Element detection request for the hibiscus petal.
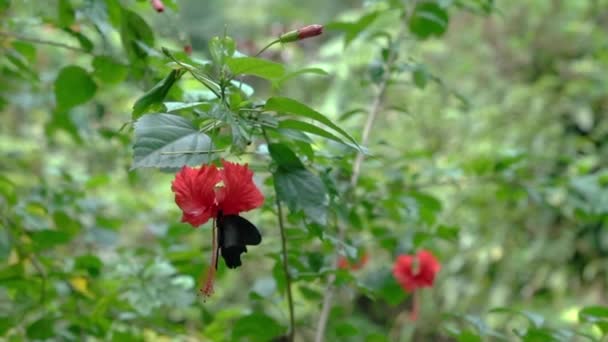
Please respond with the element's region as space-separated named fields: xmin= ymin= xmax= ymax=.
xmin=416 ymin=250 xmax=441 ymax=287
xmin=216 ymin=160 xmax=264 ymax=215
xmin=393 ymin=254 xmax=418 ymax=292
xmin=171 ymin=165 xmax=221 ymax=227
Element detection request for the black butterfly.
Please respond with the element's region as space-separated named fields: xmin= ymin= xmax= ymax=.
xmin=216 ymin=213 xmax=262 ymax=269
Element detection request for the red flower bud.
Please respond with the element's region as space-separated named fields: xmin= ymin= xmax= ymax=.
xmin=297 ymin=24 xmax=323 ymax=40
xmin=279 ymin=24 xmax=324 ymax=43
xmin=183 ymin=45 xmax=192 ymax=56
xmin=150 ymin=0 xmax=165 ymax=13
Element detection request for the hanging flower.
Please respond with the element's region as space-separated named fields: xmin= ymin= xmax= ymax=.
xmin=393 ymin=250 xmax=441 ymax=292
xmin=392 ymin=250 xmax=441 ymax=321
xmin=171 ymin=160 xmax=264 ymax=296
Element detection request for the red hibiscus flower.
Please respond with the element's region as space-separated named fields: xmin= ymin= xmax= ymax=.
xmin=392 ymin=250 xmax=440 ymax=321
xmin=171 ymin=160 xmax=264 ymax=296
xmin=393 ymin=250 xmax=441 ymax=292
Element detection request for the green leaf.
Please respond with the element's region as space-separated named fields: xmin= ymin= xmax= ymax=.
xmin=457 ymin=330 xmax=483 ymax=342
xmin=274 ymin=67 xmax=328 ymax=87
xmin=11 ymin=41 xmax=36 ymax=62
xmin=120 ymin=9 xmax=154 ymax=61
xmin=92 ymin=56 xmax=128 ymax=84
xmin=413 ymin=65 xmax=429 ymax=89
xmin=30 ymin=230 xmax=73 ymax=250
xmin=376 ymin=272 xmax=407 ymax=306
xmin=269 ymin=143 xmax=327 ymax=223
xmin=132 ymin=69 xmax=184 ymax=119
xmin=278 ymin=119 xmax=356 ymax=149
xmin=54 ymin=65 xmax=97 ymax=111
xmin=163 ymin=101 xmax=207 ymax=112
xmin=58 ymin=0 xmax=75 ymax=27
xmin=132 ymin=113 xmax=215 ymax=169
xmin=27 ymin=317 xmax=55 ymax=340
xmin=409 ymin=1 xmax=449 ymax=39
xmin=104 ymin=0 xmax=122 ymax=28
xmin=75 ymin=255 xmax=103 ymax=277
xmin=335 ymin=322 xmax=359 ymax=337
xmin=226 ymin=57 xmax=285 ymax=80
xmin=63 ymin=27 xmax=94 ymax=52
xmin=579 ymin=306 xmax=608 ymax=323
xmin=5 ymin=49 xmax=38 ymax=80
xmin=437 ymin=225 xmax=459 ymax=242
xmin=265 ymin=97 xmax=360 ymax=149
xmin=0 ymin=229 xmax=10 ymax=261
xmin=0 ymin=316 xmax=14 ymax=335
xmin=268 ymin=143 xmax=305 ymax=170
xmin=232 ymin=313 xmax=285 ymax=342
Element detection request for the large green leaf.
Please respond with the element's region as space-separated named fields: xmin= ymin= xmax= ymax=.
xmin=269 ymin=143 xmax=328 ymax=223
xmin=132 ymin=69 xmax=185 ymax=119
xmin=409 ymin=1 xmax=449 ymax=39
xmin=226 ymin=57 xmax=285 ymax=80
xmin=54 ymin=65 xmax=97 ymax=111
xmin=92 ymin=56 xmax=128 ymax=84
xmin=265 ymin=97 xmax=360 ymax=149
xmin=132 ymin=113 xmax=215 ymax=169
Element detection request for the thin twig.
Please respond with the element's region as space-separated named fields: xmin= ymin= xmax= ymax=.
xmin=0 ymin=30 xmax=88 ymax=53
xmin=314 ymin=10 xmax=411 ymax=341
xmin=262 ymin=128 xmax=296 ymax=341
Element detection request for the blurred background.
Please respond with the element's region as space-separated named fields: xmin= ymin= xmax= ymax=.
xmin=1 ymin=0 xmax=607 ymax=341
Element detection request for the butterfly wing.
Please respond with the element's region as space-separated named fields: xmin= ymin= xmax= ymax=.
xmin=218 ymin=215 xmax=262 ymax=268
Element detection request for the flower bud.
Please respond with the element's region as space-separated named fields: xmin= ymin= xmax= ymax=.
xmin=183 ymin=45 xmax=192 ymax=56
xmin=297 ymin=24 xmax=323 ymax=40
xmin=279 ymin=24 xmax=323 ymax=43
xmin=150 ymin=0 xmax=165 ymax=13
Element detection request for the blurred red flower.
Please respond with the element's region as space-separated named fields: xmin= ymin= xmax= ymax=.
xmin=338 ymin=252 xmax=369 ymax=271
xmin=393 ymin=250 xmax=441 ymax=292
xmin=171 ymin=160 xmax=264 ymax=296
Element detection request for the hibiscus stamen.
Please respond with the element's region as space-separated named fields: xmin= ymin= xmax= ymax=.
xmin=200 ymin=219 xmax=219 ymax=297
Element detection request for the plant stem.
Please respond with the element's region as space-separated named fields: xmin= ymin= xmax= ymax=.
xmin=255 ymin=39 xmax=280 ymax=57
xmin=262 ymin=129 xmax=296 ymax=341
xmin=276 ymin=189 xmax=296 ymax=341
xmin=0 ymin=31 xmax=88 ymax=53
xmin=314 ymin=16 xmax=410 ymax=342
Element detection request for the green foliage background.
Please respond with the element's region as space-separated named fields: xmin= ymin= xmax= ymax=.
xmin=1 ymin=0 xmax=607 ymax=341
